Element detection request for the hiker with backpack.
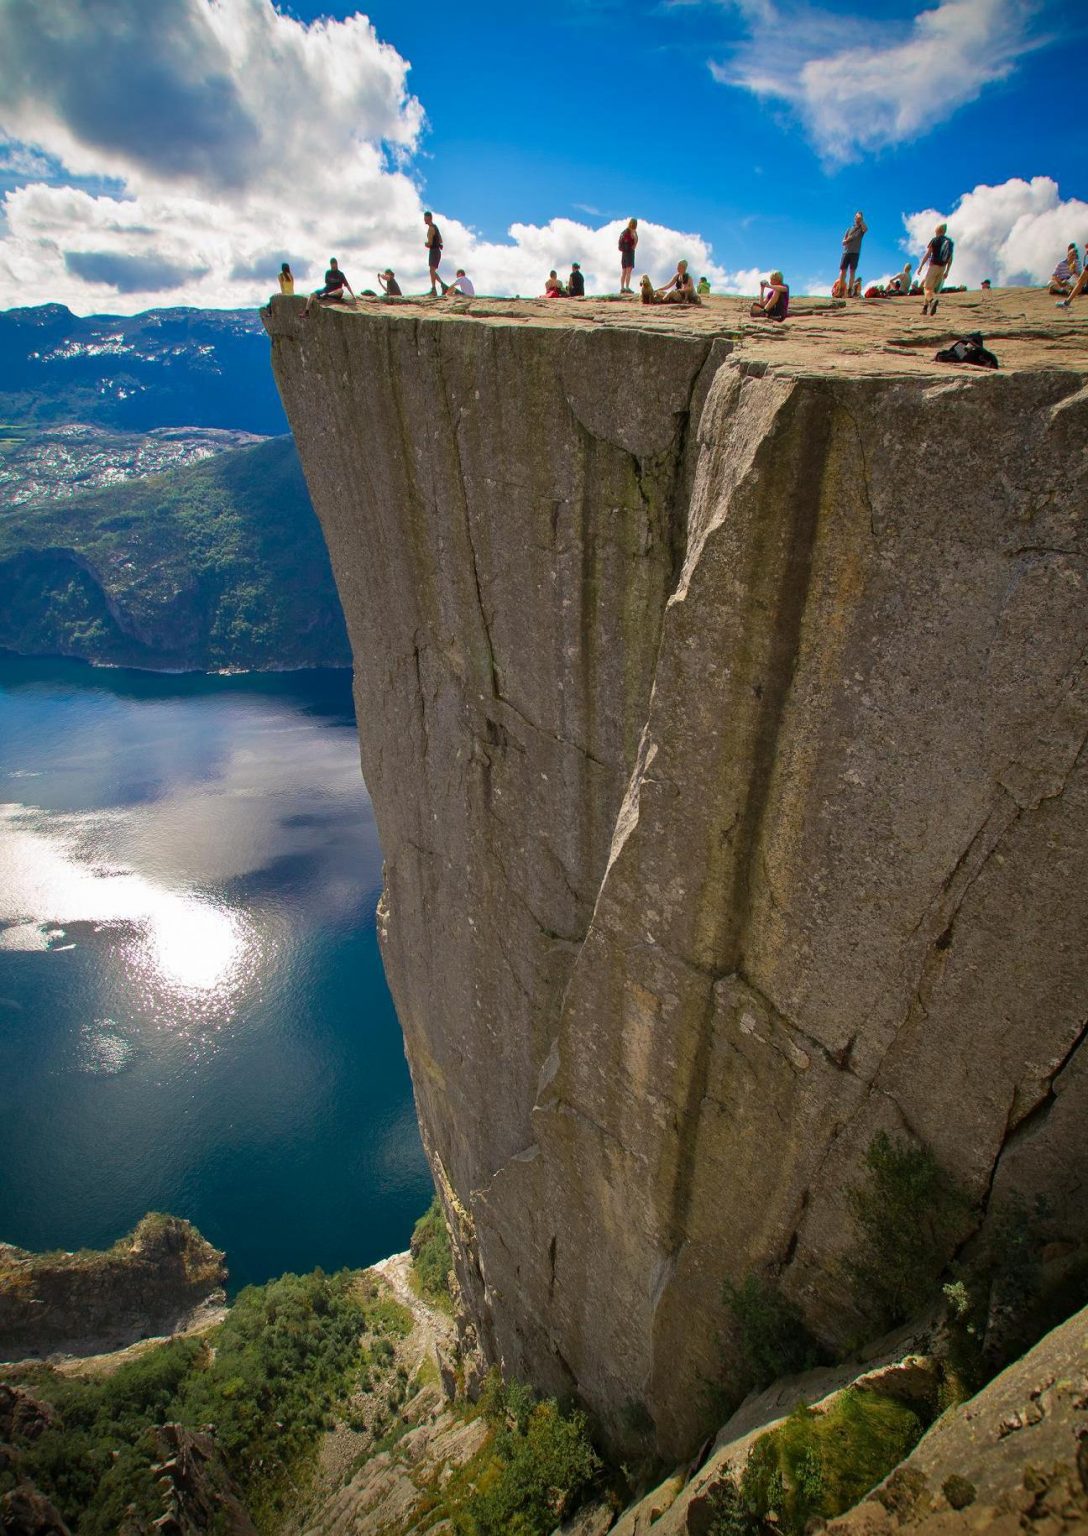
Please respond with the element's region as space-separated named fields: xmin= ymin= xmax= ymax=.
xmin=918 ymin=223 xmax=954 ymax=316
xmin=619 ymin=219 xmax=638 ymax=294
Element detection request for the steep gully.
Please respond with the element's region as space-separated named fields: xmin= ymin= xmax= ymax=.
xmin=264 ymin=298 xmax=1088 ymax=1458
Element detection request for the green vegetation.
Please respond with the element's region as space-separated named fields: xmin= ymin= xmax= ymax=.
xmin=723 ymin=1275 xmax=828 ymax=1390
xmin=846 ymin=1132 xmax=974 ymax=1329
xmin=705 ymin=1390 xmax=924 ymax=1536
xmin=1 ymin=1269 xmax=369 ymax=1533
xmin=411 ymin=1196 xmax=455 ymax=1312
xmin=939 ymin=1195 xmax=1087 ymax=1406
xmin=0 ymin=436 xmax=349 ymax=670
xmin=451 ymin=1374 xmax=602 ymax=1536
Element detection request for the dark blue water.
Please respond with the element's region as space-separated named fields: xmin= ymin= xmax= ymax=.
xmin=0 ymin=657 xmax=431 ymax=1290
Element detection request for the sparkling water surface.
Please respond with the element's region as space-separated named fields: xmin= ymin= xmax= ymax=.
xmin=0 ymin=656 xmax=430 ymax=1290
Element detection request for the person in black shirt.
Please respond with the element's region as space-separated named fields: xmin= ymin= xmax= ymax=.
xmin=304 ymin=258 xmax=355 ymax=315
xmin=424 ymin=212 xmax=443 ymax=296
xmin=655 ymin=259 xmax=699 ymax=303
xmin=568 ymin=262 xmax=585 ymax=297
xmin=378 ymin=269 xmax=402 ymax=297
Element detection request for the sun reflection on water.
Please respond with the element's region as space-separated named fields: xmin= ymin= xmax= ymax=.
xmin=141 ymin=895 xmax=247 ymax=994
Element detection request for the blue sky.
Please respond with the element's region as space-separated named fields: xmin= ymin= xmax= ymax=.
xmin=353 ymin=0 xmax=1086 ymax=284
xmin=0 ymin=0 xmax=1085 ymax=308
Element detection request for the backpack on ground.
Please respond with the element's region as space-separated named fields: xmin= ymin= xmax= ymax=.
xmin=935 ymin=332 xmax=998 ymax=369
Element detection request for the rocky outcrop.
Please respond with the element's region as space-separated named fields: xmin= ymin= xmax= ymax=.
xmin=608 ymin=1301 xmax=1088 ymax=1535
xmin=127 ymin=1425 xmax=257 ymax=1536
xmin=0 ymin=1482 xmax=71 ymax=1536
xmin=0 ymin=1215 xmax=226 ymax=1361
xmin=825 ymin=1302 xmax=1088 ymax=1536
xmin=265 ymin=290 xmax=1088 ymax=1457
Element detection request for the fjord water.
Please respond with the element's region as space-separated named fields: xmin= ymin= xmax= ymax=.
xmin=0 ymin=657 xmax=430 ymax=1290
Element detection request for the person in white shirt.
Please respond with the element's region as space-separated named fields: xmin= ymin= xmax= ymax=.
xmin=441 ymin=269 xmax=475 ymax=297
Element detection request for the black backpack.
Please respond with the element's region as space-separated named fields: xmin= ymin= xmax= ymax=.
xmin=934 ymin=235 xmax=954 ymax=266
xmin=935 ymin=332 xmax=998 ymax=370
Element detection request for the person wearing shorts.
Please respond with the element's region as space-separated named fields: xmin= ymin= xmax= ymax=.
xmin=424 ymin=211 xmax=443 ymax=296
xmin=918 ymin=222 xmax=954 ymax=315
xmin=619 ymin=218 xmax=638 ymax=294
xmin=840 ymin=212 xmax=867 ymax=293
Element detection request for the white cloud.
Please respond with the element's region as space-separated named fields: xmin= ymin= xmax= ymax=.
xmin=710 ymin=0 xmax=1044 ymax=163
xmin=903 ymin=176 xmax=1088 ymax=288
xmin=0 ymin=0 xmax=739 ymax=310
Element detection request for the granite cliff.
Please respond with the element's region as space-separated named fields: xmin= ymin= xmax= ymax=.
xmin=264 ymin=289 xmax=1088 ymax=1458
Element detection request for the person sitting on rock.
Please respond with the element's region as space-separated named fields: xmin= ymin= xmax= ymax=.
xmin=697 ymin=275 xmax=711 ymax=296
xmin=303 ymin=258 xmax=355 ymax=315
xmin=543 ymin=270 xmax=566 ymax=298
xmin=1050 ymin=244 xmax=1080 ymax=295
xmin=441 ymin=269 xmax=475 ymax=297
xmin=1057 ymin=259 xmax=1088 ymax=308
xmin=750 ymin=272 xmax=789 ymax=320
xmin=886 ymin=262 xmax=912 ymax=295
xmin=378 ymin=269 xmax=402 ymax=297
xmin=568 ymin=263 xmax=585 ymax=297
xmin=656 ymin=259 xmax=699 ymax=303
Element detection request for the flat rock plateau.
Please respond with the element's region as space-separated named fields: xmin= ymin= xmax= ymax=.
xmin=265 ymin=287 xmax=1088 ymax=1459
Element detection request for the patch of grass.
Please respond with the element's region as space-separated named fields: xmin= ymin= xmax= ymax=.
xmin=411 ymin=1197 xmax=455 ymax=1314
xmin=356 ymin=1275 xmax=413 ymax=1338
xmin=723 ymin=1275 xmax=828 ymax=1391
xmin=705 ymin=1389 xmax=924 ymax=1536
xmin=846 ymin=1133 xmax=974 ymax=1329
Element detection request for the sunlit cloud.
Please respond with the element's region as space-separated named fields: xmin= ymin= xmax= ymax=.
xmin=903 ymin=176 xmax=1088 ymax=287
xmin=708 ymin=0 xmax=1046 ymax=164
xmin=0 ymin=0 xmax=740 ymax=309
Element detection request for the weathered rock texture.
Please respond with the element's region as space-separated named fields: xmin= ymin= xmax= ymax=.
xmin=265 ymin=289 xmax=1088 ymax=1457
xmin=0 ymin=1216 xmax=226 ymax=1361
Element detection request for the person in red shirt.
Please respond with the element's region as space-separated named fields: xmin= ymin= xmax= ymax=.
xmin=618 ymin=219 xmax=638 ymax=294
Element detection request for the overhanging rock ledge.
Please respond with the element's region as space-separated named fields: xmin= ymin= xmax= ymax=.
xmin=264 ymin=291 xmax=1088 ymax=1457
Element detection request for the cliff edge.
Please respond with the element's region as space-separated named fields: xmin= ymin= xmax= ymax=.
xmin=264 ymin=289 xmax=1088 ymax=1457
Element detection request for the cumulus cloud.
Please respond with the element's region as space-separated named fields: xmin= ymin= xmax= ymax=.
xmin=902 ymin=176 xmax=1088 ymax=288
xmin=710 ymin=0 xmax=1044 ymax=163
xmin=0 ymin=0 xmax=741 ymax=310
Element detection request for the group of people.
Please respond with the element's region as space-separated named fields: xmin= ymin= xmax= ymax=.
xmin=278 ymin=205 xmax=1088 ymax=318
xmin=280 ymin=212 xmax=478 ymax=316
xmin=834 ymin=212 xmax=956 ymax=314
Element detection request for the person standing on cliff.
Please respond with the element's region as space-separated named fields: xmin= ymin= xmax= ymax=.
xmin=917 ymin=222 xmax=954 ymax=315
xmin=424 ymin=212 xmax=443 ymax=296
xmin=619 ymin=219 xmax=638 ymax=294
xmin=840 ymin=212 xmax=867 ymax=296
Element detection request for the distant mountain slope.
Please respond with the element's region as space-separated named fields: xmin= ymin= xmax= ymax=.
xmin=0 ymin=435 xmax=350 ymax=671
xmin=0 ymin=422 xmax=267 ymax=511
xmin=0 ymin=304 xmax=287 ymax=435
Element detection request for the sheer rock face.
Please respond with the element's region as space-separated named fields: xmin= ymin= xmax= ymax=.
xmin=265 ymin=296 xmax=1088 ymax=1458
